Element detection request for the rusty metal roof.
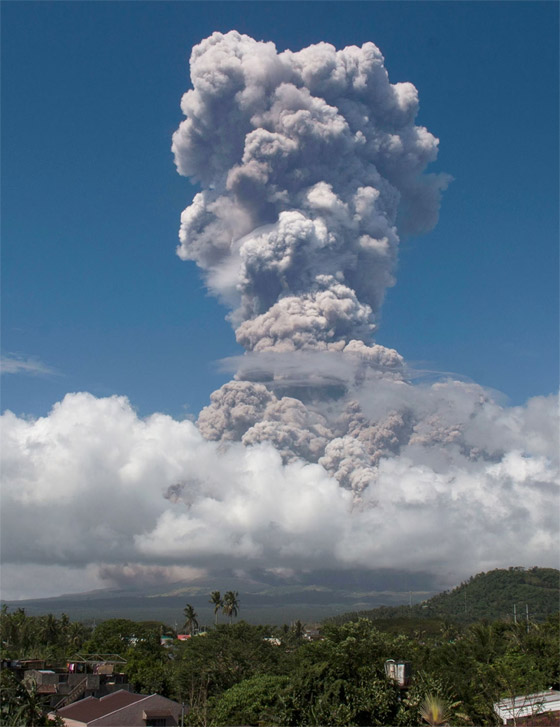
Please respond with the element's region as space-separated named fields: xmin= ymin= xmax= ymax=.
xmin=55 ymin=690 xmax=144 ymax=723
xmin=67 ymin=653 xmax=127 ymax=665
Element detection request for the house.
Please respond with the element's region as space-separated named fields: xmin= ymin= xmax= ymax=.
xmin=51 ymin=689 xmax=182 ymax=726
xmin=22 ymin=654 xmax=129 ymax=708
xmin=303 ymin=624 xmax=323 ymax=641
xmin=263 ymin=637 xmax=282 ymax=646
xmin=494 ymin=690 xmax=560 ymax=726
xmin=384 ymin=659 xmax=413 ymax=689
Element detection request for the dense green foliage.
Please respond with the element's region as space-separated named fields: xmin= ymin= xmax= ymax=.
xmin=1 ymin=573 xmax=559 ymax=726
xmin=0 ymin=669 xmax=62 ymax=726
xmin=0 ymin=609 xmax=175 ymax=697
xmin=173 ymin=621 xmax=293 ymax=723
xmin=208 ymin=674 xmax=289 ymax=725
xmin=0 ymin=605 xmax=92 ymax=659
xmin=328 ymin=567 xmax=560 ymax=626
xmin=82 ymin=617 xmax=174 ymax=696
xmin=173 ymin=616 xmax=559 ymax=726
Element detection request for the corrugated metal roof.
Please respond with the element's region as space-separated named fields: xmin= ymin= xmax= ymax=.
xmin=494 ymin=690 xmax=560 ymax=723
xmin=55 ymin=690 xmax=145 ymax=723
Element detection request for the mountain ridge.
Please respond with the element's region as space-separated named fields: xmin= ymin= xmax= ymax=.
xmin=326 ymin=566 xmax=560 ymax=625
xmin=3 ymin=566 xmax=557 ymax=626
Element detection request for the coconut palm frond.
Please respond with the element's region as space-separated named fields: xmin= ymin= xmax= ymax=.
xmin=420 ymin=694 xmax=452 ymax=726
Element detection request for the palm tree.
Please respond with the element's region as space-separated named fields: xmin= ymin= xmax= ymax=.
xmin=292 ymin=620 xmax=305 ymax=640
xmin=468 ymin=622 xmax=496 ymax=664
xmin=38 ymin=614 xmax=59 ymax=647
xmin=222 ymin=591 xmax=239 ymax=625
xmin=183 ymin=604 xmax=199 ymax=636
xmin=66 ymin=621 xmax=88 ymax=651
xmin=209 ymin=591 xmax=223 ymax=627
xmin=0 ymin=672 xmax=49 ymax=727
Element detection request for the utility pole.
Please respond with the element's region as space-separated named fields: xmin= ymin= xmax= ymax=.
xmin=513 ymin=603 xmax=517 ymax=624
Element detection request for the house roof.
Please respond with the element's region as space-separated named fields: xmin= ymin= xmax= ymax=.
xmin=67 ymin=653 xmax=127 ymax=665
xmin=494 ymin=690 xmax=560 ymax=723
xmin=56 ymin=690 xmax=145 ymax=724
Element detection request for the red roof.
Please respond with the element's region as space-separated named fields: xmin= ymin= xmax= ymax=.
xmin=56 ymin=690 xmax=145 ymax=723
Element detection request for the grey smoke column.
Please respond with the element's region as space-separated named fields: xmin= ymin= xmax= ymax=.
xmin=173 ymin=31 xmax=449 ymax=491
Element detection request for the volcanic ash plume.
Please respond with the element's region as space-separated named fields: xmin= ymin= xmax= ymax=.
xmin=173 ymin=32 xmax=447 ymax=341
xmin=172 ymin=31 xmax=455 ymax=493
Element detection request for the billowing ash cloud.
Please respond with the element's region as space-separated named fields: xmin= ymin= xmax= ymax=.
xmin=171 ymin=31 xmax=451 ymax=491
xmin=172 ymin=31 xmax=449 ymax=346
xmin=0 ymin=33 xmax=557 ymax=600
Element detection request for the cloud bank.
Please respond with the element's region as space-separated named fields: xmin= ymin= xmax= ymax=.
xmin=1 ymin=388 xmax=557 ymax=597
xmin=1 ymin=32 xmax=558 ymax=599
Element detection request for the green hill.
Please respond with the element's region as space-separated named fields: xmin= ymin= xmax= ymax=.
xmin=327 ymin=566 xmax=559 ymax=625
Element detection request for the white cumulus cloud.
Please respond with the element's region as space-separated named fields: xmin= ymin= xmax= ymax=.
xmin=1 ymin=390 xmax=557 ymax=590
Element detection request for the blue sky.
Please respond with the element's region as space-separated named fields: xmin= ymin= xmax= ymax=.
xmin=2 ymin=0 xmax=558 ymax=420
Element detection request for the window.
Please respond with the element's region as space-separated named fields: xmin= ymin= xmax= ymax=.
xmin=145 ymin=718 xmax=167 ymax=726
